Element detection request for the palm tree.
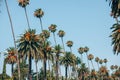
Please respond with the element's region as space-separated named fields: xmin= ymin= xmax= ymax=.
xmin=17 ymin=29 xmax=41 ymax=80
xmin=110 ymin=23 xmax=120 ymax=55
xmin=99 ymin=59 xmax=103 ymax=67
xmin=88 ymin=54 xmax=94 ymax=70
xmin=4 ymin=0 xmax=21 ymax=79
xmin=58 ymin=30 xmax=65 ymax=52
xmin=103 ymin=58 xmax=108 ymax=67
xmin=5 ymin=47 xmax=17 ymax=76
xmin=18 ymin=0 xmax=30 ymax=29
xmin=66 ymin=40 xmax=73 ymax=53
xmin=95 ymin=57 xmax=100 ymax=70
xmin=34 ymin=8 xmax=44 ymax=32
xmin=54 ymin=44 xmax=63 ymax=80
xmin=78 ymin=47 xmax=84 ymax=62
xmin=84 ymin=46 xmax=90 ymax=71
xmin=48 ymin=24 xmax=57 ymax=45
xmin=60 ymin=52 xmax=76 ymax=80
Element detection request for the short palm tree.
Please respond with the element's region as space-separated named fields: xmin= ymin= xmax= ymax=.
xmin=60 ymin=52 xmax=76 ymax=80
xmin=34 ymin=8 xmax=44 ymax=32
xmin=88 ymin=54 xmax=94 ymax=70
xmin=58 ymin=30 xmax=65 ymax=52
xmin=78 ymin=47 xmax=84 ymax=62
xmin=17 ymin=29 xmax=41 ymax=80
xmin=49 ymin=24 xmax=57 ymax=45
xmin=5 ymin=47 xmax=17 ymax=76
xmin=18 ymin=0 xmax=30 ymax=29
xmin=110 ymin=23 xmax=120 ymax=55
xmin=66 ymin=40 xmax=73 ymax=53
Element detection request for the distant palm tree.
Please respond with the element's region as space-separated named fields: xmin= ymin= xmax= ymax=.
xmin=99 ymin=59 xmax=103 ymax=67
xmin=88 ymin=54 xmax=94 ymax=70
xmin=49 ymin=24 xmax=57 ymax=45
xmin=103 ymin=58 xmax=108 ymax=67
xmin=17 ymin=29 xmax=41 ymax=80
xmin=95 ymin=57 xmax=100 ymax=70
xmin=60 ymin=52 xmax=76 ymax=80
xmin=110 ymin=23 xmax=120 ymax=55
xmin=34 ymin=8 xmax=44 ymax=32
xmin=18 ymin=0 xmax=30 ymax=29
xmin=66 ymin=40 xmax=73 ymax=53
xmin=58 ymin=30 xmax=65 ymax=52
xmin=4 ymin=0 xmax=21 ymax=79
xmin=78 ymin=47 xmax=84 ymax=62
xmin=54 ymin=44 xmax=63 ymax=80
xmin=6 ymin=47 xmax=17 ymax=76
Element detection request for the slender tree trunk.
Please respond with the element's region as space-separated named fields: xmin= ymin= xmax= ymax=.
xmin=39 ymin=18 xmax=43 ymax=32
xmin=28 ymin=54 xmax=32 ymax=80
xmin=11 ymin=63 xmax=14 ymax=76
xmin=97 ymin=62 xmax=99 ymax=70
xmin=85 ymin=52 xmax=90 ymax=71
xmin=81 ymin=54 xmax=83 ymax=62
xmin=35 ymin=61 xmax=39 ymax=80
xmin=91 ymin=60 xmax=95 ymax=70
xmin=65 ymin=66 xmax=68 ymax=80
xmin=70 ymin=47 xmax=72 ymax=53
xmin=4 ymin=0 xmax=21 ymax=80
xmin=53 ymin=32 xmax=57 ymax=45
xmin=44 ymin=51 xmax=47 ymax=80
xmin=56 ymin=54 xmax=59 ymax=80
xmin=24 ymin=7 xmax=30 ymax=29
xmin=61 ymin=37 xmax=65 ymax=52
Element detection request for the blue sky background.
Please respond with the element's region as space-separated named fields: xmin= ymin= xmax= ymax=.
xmin=0 ymin=0 xmax=120 ymax=76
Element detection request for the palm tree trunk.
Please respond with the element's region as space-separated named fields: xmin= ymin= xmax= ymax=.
xmin=65 ymin=66 xmax=68 ymax=80
xmin=11 ymin=63 xmax=14 ymax=76
xmin=70 ymin=47 xmax=72 ymax=53
xmin=4 ymin=0 xmax=21 ymax=80
xmin=39 ymin=18 xmax=43 ymax=32
xmin=28 ymin=54 xmax=32 ymax=80
xmin=44 ymin=51 xmax=47 ymax=80
xmin=61 ymin=37 xmax=65 ymax=52
xmin=97 ymin=62 xmax=99 ymax=70
xmin=35 ymin=61 xmax=39 ymax=80
xmin=56 ymin=55 xmax=59 ymax=80
xmin=85 ymin=53 xmax=90 ymax=71
xmin=53 ymin=32 xmax=57 ymax=45
xmin=91 ymin=60 xmax=95 ymax=70
xmin=24 ymin=7 xmax=30 ymax=29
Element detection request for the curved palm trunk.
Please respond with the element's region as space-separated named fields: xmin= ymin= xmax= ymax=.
xmin=39 ymin=18 xmax=43 ymax=32
xmin=24 ymin=7 xmax=30 ymax=29
xmin=4 ymin=0 xmax=21 ymax=80
xmin=65 ymin=66 xmax=68 ymax=80
xmin=28 ymin=54 xmax=32 ymax=80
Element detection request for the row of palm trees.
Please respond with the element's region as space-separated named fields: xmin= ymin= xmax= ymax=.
xmin=0 ymin=0 xmax=120 ymax=80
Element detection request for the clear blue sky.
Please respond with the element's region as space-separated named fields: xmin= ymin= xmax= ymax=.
xmin=0 ymin=0 xmax=119 ymax=76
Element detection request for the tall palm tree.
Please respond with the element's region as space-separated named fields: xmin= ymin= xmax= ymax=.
xmin=110 ymin=23 xmax=120 ymax=55
xmin=99 ymin=59 xmax=103 ymax=67
xmin=103 ymin=58 xmax=108 ymax=67
xmin=34 ymin=8 xmax=44 ymax=32
xmin=58 ymin=30 xmax=65 ymax=52
xmin=17 ymin=29 xmax=41 ymax=80
xmin=78 ymin=47 xmax=84 ymax=62
xmin=54 ymin=44 xmax=63 ymax=80
xmin=84 ymin=46 xmax=90 ymax=71
xmin=95 ymin=57 xmax=100 ymax=70
xmin=5 ymin=47 xmax=17 ymax=76
xmin=88 ymin=54 xmax=94 ymax=70
xmin=4 ymin=0 xmax=21 ymax=79
xmin=18 ymin=0 xmax=30 ymax=29
xmin=60 ymin=52 xmax=76 ymax=80
xmin=49 ymin=24 xmax=57 ymax=45
xmin=66 ymin=40 xmax=73 ymax=53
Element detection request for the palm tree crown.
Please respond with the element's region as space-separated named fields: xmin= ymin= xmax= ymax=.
xmin=34 ymin=8 xmax=44 ymax=18
xmin=18 ymin=0 xmax=29 ymax=7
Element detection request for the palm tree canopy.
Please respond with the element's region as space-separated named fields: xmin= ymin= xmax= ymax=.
xmin=103 ymin=58 xmax=108 ymax=63
xmin=78 ymin=47 xmax=84 ymax=54
xmin=84 ymin=46 xmax=89 ymax=53
xmin=58 ymin=30 xmax=65 ymax=37
xmin=17 ymin=29 xmax=41 ymax=58
xmin=88 ymin=54 xmax=94 ymax=60
xmin=95 ymin=57 xmax=100 ymax=62
xmin=42 ymin=30 xmax=50 ymax=39
xmin=99 ymin=59 xmax=103 ymax=64
xmin=48 ymin=24 xmax=57 ymax=33
xmin=66 ymin=40 xmax=73 ymax=47
xmin=34 ymin=8 xmax=44 ymax=18
xmin=110 ymin=23 xmax=120 ymax=55
xmin=18 ymin=0 xmax=29 ymax=7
